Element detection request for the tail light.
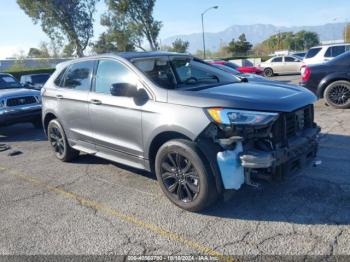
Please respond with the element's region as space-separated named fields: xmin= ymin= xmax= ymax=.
xmin=301 ymin=65 xmax=311 ymax=81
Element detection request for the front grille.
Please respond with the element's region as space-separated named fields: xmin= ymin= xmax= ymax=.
xmin=6 ymin=96 xmax=37 ymax=107
xmin=272 ymin=105 xmax=314 ymax=144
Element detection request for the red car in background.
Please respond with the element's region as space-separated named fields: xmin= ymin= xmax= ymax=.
xmin=209 ymin=60 xmax=263 ymax=75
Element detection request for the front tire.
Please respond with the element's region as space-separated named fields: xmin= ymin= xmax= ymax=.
xmin=324 ymin=81 xmax=350 ymax=109
xmin=264 ymin=68 xmax=274 ymax=77
xmin=47 ymin=119 xmax=79 ymax=162
xmin=155 ymin=139 xmax=218 ymax=212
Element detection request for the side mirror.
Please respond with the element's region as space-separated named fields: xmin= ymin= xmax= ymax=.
xmin=110 ymin=83 xmax=137 ymax=97
xmin=237 ymin=76 xmax=248 ymax=83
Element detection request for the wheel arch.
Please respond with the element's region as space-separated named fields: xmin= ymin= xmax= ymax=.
xmin=43 ymin=112 xmax=58 ymax=134
xmin=147 ymin=131 xmax=192 ymax=172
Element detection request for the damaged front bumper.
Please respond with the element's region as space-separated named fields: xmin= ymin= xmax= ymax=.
xmin=240 ymin=127 xmax=319 ymax=170
xmin=198 ymin=105 xmax=321 ymax=191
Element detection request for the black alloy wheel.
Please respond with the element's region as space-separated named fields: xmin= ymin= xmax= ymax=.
xmin=160 ymin=152 xmax=200 ymax=203
xmin=155 ymin=139 xmax=218 ymax=212
xmin=325 ymin=81 xmax=350 ymax=109
xmin=49 ymin=125 xmax=65 ymax=157
xmin=47 ymin=119 xmax=79 ymax=162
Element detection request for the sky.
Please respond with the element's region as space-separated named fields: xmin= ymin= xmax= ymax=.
xmin=0 ymin=0 xmax=349 ymax=58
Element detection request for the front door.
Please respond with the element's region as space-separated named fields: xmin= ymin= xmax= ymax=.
xmin=89 ymin=59 xmax=144 ymax=163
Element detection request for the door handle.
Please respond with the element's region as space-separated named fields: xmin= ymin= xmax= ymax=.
xmin=90 ymin=99 xmax=102 ymax=105
xmin=56 ymin=95 xmax=64 ymax=99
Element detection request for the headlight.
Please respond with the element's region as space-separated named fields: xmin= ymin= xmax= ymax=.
xmin=206 ymin=108 xmax=278 ymax=126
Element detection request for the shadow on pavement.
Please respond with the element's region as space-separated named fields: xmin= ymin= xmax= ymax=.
xmin=1 ymin=123 xmax=349 ymax=225
xmin=0 ymin=123 xmax=46 ymax=142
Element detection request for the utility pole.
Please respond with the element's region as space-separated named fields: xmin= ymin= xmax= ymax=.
xmin=201 ymin=6 xmax=218 ymax=59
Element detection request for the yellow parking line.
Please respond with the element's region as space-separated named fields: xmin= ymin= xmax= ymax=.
xmin=0 ymin=166 xmax=233 ymax=262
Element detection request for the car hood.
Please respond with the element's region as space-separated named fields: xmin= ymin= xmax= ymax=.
xmin=0 ymin=88 xmax=40 ymax=98
xmin=168 ymin=82 xmax=317 ymax=112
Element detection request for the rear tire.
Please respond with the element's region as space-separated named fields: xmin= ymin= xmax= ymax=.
xmin=264 ymin=68 xmax=274 ymax=77
xmin=324 ymin=81 xmax=350 ymax=109
xmin=47 ymin=119 xmax=79 ymax=162
xmin=155 ymin=139 xmax=218 ymax=212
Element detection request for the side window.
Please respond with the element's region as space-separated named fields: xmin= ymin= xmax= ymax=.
xmin=325 ymin=46 xmax=346 ymax=58
xmin=285 ymin=56 xmax=296 ymax=62
xmin=271 ymin=57 xmax=282 ymax=62
xmin=61 ymin=61 xmax=94 ymax=91
xmin=54 ymin=69 xmax=67 ymax=86
xmin=95 ymin=59 xmax=137 ymax=94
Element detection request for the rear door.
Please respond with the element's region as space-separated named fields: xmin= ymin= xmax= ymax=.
xmin=284 ymin=56 xmax=301 ymax=73
xmin=270 ymin=57 xmax=283 ymax=73
xmin=54 ymin=60 xmax=96 ymax=148
xmin=88 ymin=58 xmax=144 ymax=163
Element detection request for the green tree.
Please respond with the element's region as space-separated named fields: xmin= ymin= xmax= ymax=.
xmin=104 ymin=0 xmax=162 ymax=50
xmin=226 ymin=33 xmax=252 ymax=55
xmin=169 ymin=38 xmax=189 ymax=53
xmin=259 ymin=31 xmax=320 ymax=53
xmin=92 ymin=10 xmax=139 ymax=53
xmin=17 ymin=0 xmax=99 ymax=57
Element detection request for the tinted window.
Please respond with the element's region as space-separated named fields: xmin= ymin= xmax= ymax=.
xmin=271 ymin=57 xmax=282 ymax=62
xmin=61 ymin=61 xmax=94 ymax=91
xmin=95 ymin=59 xmax=137 ymax=94
xmin=285 ymin=56 xmax=296 ymax=62
xmin=54 ymin=68 xmax=67 ymax=87
xmin=305 ymin=48 xmax=322 ymax=58
xmin=325 ymin=46 xmax=346 ymax=58
xmin=31 ymin=74 xmax=50 ymax=84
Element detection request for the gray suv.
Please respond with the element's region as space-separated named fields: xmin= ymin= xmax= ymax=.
xmin=42 ymin=52 xmax=320 ymax=211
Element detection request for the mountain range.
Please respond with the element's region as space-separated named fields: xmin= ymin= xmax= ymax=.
xmin=163 ymin=22 xmax=348 ymax=52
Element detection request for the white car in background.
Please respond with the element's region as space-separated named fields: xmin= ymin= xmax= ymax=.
xmin=303 ymin=43 xmax=350 ymax=65
xmin=260 ymin=55 xmax=302 ymax=77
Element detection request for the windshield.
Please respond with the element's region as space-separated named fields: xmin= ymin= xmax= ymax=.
xmin=133 ymin=57 xmax=238 ymax=89
xmin=0 ymin=75 xmax=21 ymax=89
xmin=31 ymin=74 xmax=50 ymax=84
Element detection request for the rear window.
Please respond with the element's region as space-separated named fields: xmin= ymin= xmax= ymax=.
xmin=325 ymin=45 xmax=346 ymax=58
xmin=61 ymin=61 xmax=95 ymax=91
xmin=305 ymin=48 xmax=322 ymax=58
xmin=31 ymin=74 xmax=50 ymax=84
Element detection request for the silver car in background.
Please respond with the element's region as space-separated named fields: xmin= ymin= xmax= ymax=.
xmin=260 ymin=55 xmax=303 ymax=77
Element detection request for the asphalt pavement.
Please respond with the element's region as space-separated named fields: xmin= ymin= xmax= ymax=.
xmin=0 ymin=74 xmax=349 ymax=257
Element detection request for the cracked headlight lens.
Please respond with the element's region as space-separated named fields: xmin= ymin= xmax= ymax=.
xmin=206 ymin=108 xmax=279 ymax=126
